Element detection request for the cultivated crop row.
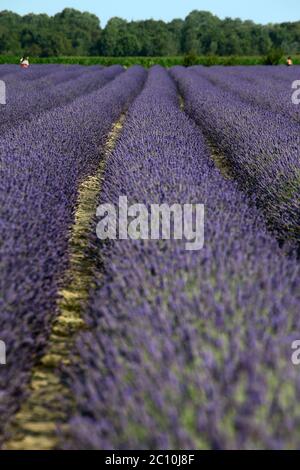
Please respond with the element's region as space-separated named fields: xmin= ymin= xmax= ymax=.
xmin=171 ymin=66 xmax=300 ymax=247
xmin=193 ymin=66 xmax=300 ymax=123
xmin=0 ymin=65 xmax=123 ymax=132
xmin=0 ymin=65 xmax=146 ymax=444
xmin=62 ymin=66 xmax=300 ymax=450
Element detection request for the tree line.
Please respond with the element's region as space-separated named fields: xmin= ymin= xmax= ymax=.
xmin=0 ymin=8 xmax=299 ymax=57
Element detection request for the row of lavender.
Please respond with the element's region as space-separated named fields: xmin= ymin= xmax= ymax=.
xmin=0 ymin=64 xmax=72 ymax=82
xmin=192 ymin=65 xmax=300 ymax=124
xmin=0 ymin=65 xmax=147 ymax=445
xmin=171 ymin=66 xmax=300 ymax=248
xmin=0 ymin=64 xmax=106 ymax=84
xmin=63 ymin=66 xmax=300 ymax=450
xmin=0 ymin=65 xmax=123 ymax=132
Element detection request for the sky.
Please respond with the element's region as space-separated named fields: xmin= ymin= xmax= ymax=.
xmin=1 ymin=0 xmax=299 ymax=25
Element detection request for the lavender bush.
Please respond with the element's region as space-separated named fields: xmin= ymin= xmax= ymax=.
xmin=171 ymin=66 xmax=300 ymax=247
xmin=0 ymin=65 xmax=123 ymax=132
xmin=63 ymin=66 xmax=300 ymax=450
xmin=192 ymin=65 xmax=300 ymax=124
xmin=0 ymin=65 xmax=146 ymax=445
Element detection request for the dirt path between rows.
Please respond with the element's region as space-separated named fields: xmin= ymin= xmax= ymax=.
xmin=178 ymin=92 xmax=233 ymax=180
xmin=3 ymin=115 xmax=126 ymax=450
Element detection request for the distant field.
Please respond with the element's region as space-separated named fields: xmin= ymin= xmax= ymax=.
xmin=1 ymin=55 xmax=300 ymax=67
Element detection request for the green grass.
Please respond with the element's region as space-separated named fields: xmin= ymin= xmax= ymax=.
xmin=1 ymin=55 xmax=300 ymax=67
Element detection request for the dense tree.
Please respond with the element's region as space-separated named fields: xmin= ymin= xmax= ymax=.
xmin=99 ymin=17 xmax=128 ymax=56
xmin=0 ymin=8 xmax=299 ymax=57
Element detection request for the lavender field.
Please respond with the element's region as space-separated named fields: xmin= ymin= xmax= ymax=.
xmin=0 ymin=64 xmax=300 ymax=450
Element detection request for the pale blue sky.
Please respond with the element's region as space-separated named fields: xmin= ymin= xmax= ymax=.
xmin=1 ymin=0 xmax=299 ymax=25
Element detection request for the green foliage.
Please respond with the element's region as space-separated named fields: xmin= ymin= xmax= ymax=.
xmin=183 ymin=52 xmax=198 ymax=66
xmin=264 ymin=48 xmax=284 ymax=65
xmin=202 ymin=55 xmax=219 ymax=66
xmin=0 ymin=8 xmax=300 ymax=58
xmin=0 ymin=8 xmax=101 ymax=57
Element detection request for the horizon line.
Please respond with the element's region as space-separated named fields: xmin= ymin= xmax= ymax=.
xmin=1 ymin=8 xmax=299 ymax=27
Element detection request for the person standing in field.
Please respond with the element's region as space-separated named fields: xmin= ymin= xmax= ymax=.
xmin=287 ymin=56 xmax=293 ymax=66
xmin=20 ymin=57 xmax=30 ymax=69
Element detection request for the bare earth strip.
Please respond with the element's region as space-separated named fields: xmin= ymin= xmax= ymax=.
xmin=204 ymin=138 xmax=234 ymax=180
xmin=178 ymin=93 xmax=233 ymax=179
xmin=3 ymin=115 xmax=126 ymax=450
